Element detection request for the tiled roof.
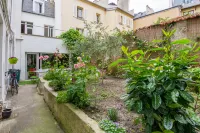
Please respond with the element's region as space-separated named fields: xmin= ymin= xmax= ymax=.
xmin=136 ymin=13 xmax=200 ymax=31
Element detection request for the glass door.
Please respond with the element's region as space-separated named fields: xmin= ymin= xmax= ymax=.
xmin=26 ymin=53 xmax=39 ymax=79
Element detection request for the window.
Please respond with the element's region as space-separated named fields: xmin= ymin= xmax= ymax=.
xmin=44 ymin=26 xmax=54 ymax=37
xmin=77 ymin=7 xmax=83 ymax=19
xmin=96 ymin=13 xmax=101 ymax=23
xmin=21 ymin=21 xmax=33 ymax=35
xmin=120 ymin=16 xmax=123 ymax=24
xmin=33 ymin=0 xmax=44 ymax=14
xmin=183 ymin=12 xmax=188 ymax=16
xmin=76 ymin=28 xmax=84 ymax=34
xmin=188 ymin=10 xmax=194 ymax=15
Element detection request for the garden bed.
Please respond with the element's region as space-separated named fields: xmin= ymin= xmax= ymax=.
xmin=84 ymin=77 xmax=143 ymax=133
xmin=39 ymin=78 xmax=104 ymax=133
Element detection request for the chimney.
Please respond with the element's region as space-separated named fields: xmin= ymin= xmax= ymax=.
xmin=117 ymin=0 xmax=130 ymax=12
xmin=146 ymin=5 xmax=154 ymax=15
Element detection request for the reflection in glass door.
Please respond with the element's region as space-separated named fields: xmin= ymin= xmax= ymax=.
xmin=26 ymin=53 xmax=39 ymax=79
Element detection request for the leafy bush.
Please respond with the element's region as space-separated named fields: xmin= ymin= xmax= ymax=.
xmin=108 ymin=108 xmax=118 ymax=122
xmin=99 ymin=119 xmax=126 ymax=133
xmin=56 ymin=56 xmax=100 ymax=108
xmin=113 ymin=30 xmax=200 ymax=133
xmin=44 ymin=69 xmax=71 ymax=91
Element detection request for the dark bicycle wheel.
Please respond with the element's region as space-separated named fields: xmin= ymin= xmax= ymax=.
xmin=16 ymin=83 xmax=18 ymax=94
xmin=11 ymin=86 xmax=15 ymax=96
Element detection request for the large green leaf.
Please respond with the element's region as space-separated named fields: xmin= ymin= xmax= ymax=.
xmin=174 ymin=114 xmax=187 ymax=124
xmin=147 ymin=116 xmax=154 ymax=126
xmin=135 ymin=100 xmax=143 ymax=113
xmin=171 ymin=39 xmax=191 ymax=45
xmin=179 ymin=91 xmax=194 ymax=103
xmin=131 ymin=50 xmax=144 ymax=56
xmin=171 ymin=90 xmax=179 ymax=103
xmin=168 ymin=103 xmax=182 ymax=108
xmin=145 ymin=124 xmax=152 ymax=133
xmin=164 ymin=80 xmax=175 ymax=91
xmin=152 ymin=93 xmax=162 ymax=110
xmin=163 ymin=116 xmax=174 ymax=130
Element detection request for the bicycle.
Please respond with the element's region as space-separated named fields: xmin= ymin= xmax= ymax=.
xmin=6 ymin=69 xmax=19 ymax=95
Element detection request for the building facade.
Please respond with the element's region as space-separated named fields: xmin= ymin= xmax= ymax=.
xmin=61 ymin=0 xmax=134 ymax=33
xmin=0 ymin=0 xmax=15 ymax=101
xmin=172 ymin=0 xmax=200 ymax=6
xmin=134 ymin=6 xmax=181 ymax=30
xmin=13 ymin=0 xmax=67 ymax=80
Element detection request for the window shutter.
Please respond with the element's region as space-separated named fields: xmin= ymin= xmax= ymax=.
xmin=84 ymin=29 xmax=88 ymax=36
xmin=118 ymin=14 xmax=121 ymax=24
xmin=130 ymin=20 xmax=133 ymax=28
xmin=84 ymin=9 xmax=87 ymax=20
xmin=73 ymin=5 xmax=77 ymax=17
xmin=124 ymin=16 xmax=127 ymax=25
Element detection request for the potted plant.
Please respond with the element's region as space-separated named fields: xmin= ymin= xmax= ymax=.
xmin=8 ymin=57 xmax=18 ymax=64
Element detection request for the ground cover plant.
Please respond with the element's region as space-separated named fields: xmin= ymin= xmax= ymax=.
xmin=111 ymin=30 xmax=200 ymax=133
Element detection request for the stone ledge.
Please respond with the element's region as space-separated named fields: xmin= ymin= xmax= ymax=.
xmin=39 ymin=78 xmax=105 ymax=133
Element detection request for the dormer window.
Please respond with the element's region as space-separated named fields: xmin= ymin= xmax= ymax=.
xmin=33 ymin=0 xmax=44 ymax=14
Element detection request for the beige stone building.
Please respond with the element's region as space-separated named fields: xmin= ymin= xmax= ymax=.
xmin=133 ymin=2 xmax=200 ymax=31
xmin=61 ymin=0 xmax=134 ymax=33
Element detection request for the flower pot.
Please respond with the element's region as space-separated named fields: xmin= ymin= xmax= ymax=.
xmin=8 ymin=57 xmax=18 ymax=64
xmin=2 ymin=109 xmax=12 ymax=119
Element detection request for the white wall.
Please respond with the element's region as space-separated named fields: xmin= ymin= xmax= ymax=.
xmin=21 ymin=12 xmax=55 ymax=37
xmin=15 ymin=35 xmax=67 ymax=80
xmin=54 ymin=0 xmax=63 ymax=36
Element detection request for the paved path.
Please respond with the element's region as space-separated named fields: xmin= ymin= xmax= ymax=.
xmin=0 ymin=85 xmax=64 ymax=133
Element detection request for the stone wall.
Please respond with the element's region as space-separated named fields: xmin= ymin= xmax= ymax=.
xmin=39 ymin=78 xmax=104 ymax=133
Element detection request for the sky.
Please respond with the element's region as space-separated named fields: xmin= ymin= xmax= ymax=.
xmin=130 ymin=0 xmax=170 ymax=13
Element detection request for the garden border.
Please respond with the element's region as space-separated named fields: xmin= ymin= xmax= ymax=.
xmin=39 ymin=78 xmax=105 ymax=133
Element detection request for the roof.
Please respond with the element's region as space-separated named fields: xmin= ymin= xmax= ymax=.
xmin=182 ymin=2 xmax=200 ymax=9
xmin=82 ymin=0 xmax=134 ymax=17
xmin=134 ymin=5 xmax=181 ymax=20
xmin=135 ymin=13 xmax=200 ymax=31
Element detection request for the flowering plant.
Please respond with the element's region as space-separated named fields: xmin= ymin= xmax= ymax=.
xmin=39 ymin=55 xmax=50 ymax=69
xmin=8 ymin=57 xmax=18 ymax=64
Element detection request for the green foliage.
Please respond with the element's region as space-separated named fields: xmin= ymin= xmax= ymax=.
xmin=107 ymin=108 xmax=118 ymax=122
xmin=114 ymin=30 xmax=200 ymax=133
xmin=99 ymin=119 xmax=126 ymax=133
xmin=56 ymin=56 xmax=100 ymax=108
xmin=76 ymin=22 xmax=124 ymax=78
xmin=59 ymin=28 xmax=84 ymax=69
xmin=59 ymin=29 xmax=84 ymax=50
xmin=154 ymin=17 xmax=170 ymax=25
xmin=44 ymin=69 xmax=71 ymax=91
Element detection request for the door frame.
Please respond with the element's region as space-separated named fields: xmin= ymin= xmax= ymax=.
xmin=25 ymin=53 xmax=40 ymax=79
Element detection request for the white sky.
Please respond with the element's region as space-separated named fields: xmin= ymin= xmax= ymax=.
xmin=129 ymin=0 xmax=170 ymax=13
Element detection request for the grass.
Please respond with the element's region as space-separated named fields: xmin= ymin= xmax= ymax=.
xmin=19 ymin=80 xmax=37 ymax=85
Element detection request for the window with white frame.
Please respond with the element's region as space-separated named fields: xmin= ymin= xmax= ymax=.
xmin=21 ymin=21 xmax=33 ymax=35
xmin=33 ymin=0 xmax=44 ymax=14
xmin=96 ymin=13 xmax=101 ymax=23
xmin=73 ymin=5 xmax=87 ymax=20
xmin=44 ymin=25 xmax=54 ymax=37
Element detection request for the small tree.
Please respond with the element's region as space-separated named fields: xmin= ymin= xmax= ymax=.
xmin=76 ymin=21 xmax=124 ymax=83
xmin=59 ymin=29 xmax=84 ymax=69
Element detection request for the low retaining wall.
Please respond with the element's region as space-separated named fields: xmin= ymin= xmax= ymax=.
xmin=39 ymin=78 xmax=104 ymax=133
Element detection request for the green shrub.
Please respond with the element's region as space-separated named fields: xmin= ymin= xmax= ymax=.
xmin=108 ymin=108 xmax=118 ymax=122
xmin=45 ymin=69 xmax=71 ymax=91
xmin=99 ymin=119 xmax=126 ymax=133
xmin=56 ymin=91 xmax=68 ymax=103
xmin=113 ymin=30 xmax=200 ymax=133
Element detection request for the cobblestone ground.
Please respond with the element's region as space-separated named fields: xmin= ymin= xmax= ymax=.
xmin=0 ymin=85 xmax=64 ymax=133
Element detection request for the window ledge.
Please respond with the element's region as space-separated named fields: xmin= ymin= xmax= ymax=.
xmin=21 ymin=33 xmax=60 ymax=39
